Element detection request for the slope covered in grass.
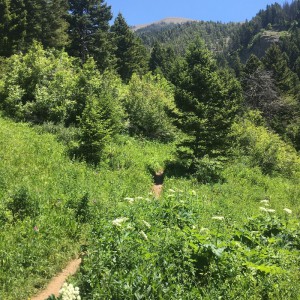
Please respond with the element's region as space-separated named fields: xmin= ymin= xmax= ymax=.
xmin=0 ymin=117 xmax=173 ymax=299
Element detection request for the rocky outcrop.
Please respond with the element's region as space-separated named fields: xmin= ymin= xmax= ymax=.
xmin=241 ymin=30 xmax=288 ymax=62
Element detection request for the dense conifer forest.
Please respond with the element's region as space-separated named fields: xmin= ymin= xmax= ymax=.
xmin=0 ymin=1 xmax=299 ymax=299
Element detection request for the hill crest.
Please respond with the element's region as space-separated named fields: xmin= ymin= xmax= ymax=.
xmin=131 ymin=17 xmax=197 ymax=31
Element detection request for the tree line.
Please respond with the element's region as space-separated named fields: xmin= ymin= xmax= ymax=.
xmin=0 ymin=0 xmax=148 ymax=81
xmin=0 ymin=0 xmax=299 ymax=181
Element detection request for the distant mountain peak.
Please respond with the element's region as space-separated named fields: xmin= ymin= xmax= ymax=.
xmin=131 ymin=17 xmax=196 ymax=31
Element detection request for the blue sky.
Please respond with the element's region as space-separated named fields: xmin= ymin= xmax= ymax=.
xmin=106 ymin=0 xmax=290 ymax=26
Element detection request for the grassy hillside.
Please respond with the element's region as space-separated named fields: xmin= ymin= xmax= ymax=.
xmin=1 ymin=115 xmax=299 ymax=299
xmin=0 ymin=116 xmax=173 ymax=299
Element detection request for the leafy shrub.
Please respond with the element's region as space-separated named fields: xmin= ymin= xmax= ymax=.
xmin=76 ymin=189 xmax=300 ymax=299
xmin=7 ymin=186 xmax=39 ymax=220
xmin=0 ymin=42 xmax=78 ymax=124
xmin=74 ymin=59 xmax=125 ymax=163
xmin=124 ymin=73 xmax=178 ymax=141
xmin=231 ymin=114 xmax=300 ymax=177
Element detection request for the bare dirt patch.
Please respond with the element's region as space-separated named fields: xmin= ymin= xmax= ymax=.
xmin=151 ymin=170 xmax=164 ymax=198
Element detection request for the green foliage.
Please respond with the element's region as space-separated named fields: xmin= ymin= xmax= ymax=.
xmin=0 ymin=42 xmax=78 ymax=123
xmin=67 ymin=0 xmax=115 ymax=70
xmin=231 ymin=114 xmax=300 ymax=177
xmin=77 ymin=96 xmax=113 ymax=164
xmin=149 ymin=42 xmax=176 ymax=80
xmin=112 ymin=13 xmax=149 ymax=82
xmin=76 ymin=185 xmax=300 ymax=299
xmin=0 ymin=45 xmax=126 ymax=164
xmin=7 ymin=186 xmax=39 ymax=221
xmin=73 ymin=59 xmax=125 ymax=163
xmin=171 ymin=40 xmax=242 ymax=177
xmin=124 ymin=73 xmax=178 ymax=141
xmin=136 ymin=20 xmax=240 ymax=56
xmin=0 ymin=116 xmax=172 ymax=299
xmin=0 ymin=0 xmax=69 ymax=56
xmin=263 ymin=44 xmax=300 ymax=94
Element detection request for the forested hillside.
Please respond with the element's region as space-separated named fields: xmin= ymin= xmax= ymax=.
xmin=135 ymin=20 xmax=241 ymax=55
xmin=0 ymin=0 xmax=299 ymax=299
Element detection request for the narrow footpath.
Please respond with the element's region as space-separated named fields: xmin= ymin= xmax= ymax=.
xmin=152 ymin=170 xmax=164 ymax=198
xmin=31 ymin=258 xmax=81 ymax=300
xmin=31 ymin=171 xmax=164 ymax=299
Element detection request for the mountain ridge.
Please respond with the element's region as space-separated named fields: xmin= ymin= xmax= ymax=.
xmin=131 ymin=17 xmax=197 ymax=31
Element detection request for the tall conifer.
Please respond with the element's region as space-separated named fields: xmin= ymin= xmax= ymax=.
xmin=172 ymin=40 xmax=242 ymax=174
xmin=111 ymin=13 xmax=148 ymax=82
xmin=68 ymin=0 xmax=114 ymax=70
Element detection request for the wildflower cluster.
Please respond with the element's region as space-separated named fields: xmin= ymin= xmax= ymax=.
xmin=259 ymin=199 xmax=275 ymax=213
xmin=112 ymin=217 xmax=129 ymax=227
xmin=59 ymin=283 xmax=81 ymax=300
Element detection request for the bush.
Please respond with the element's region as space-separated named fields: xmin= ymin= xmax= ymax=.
xmin=124 ymin=73 xmax=178 ymax=141
xmin=7 ymin=186 xmax=39 ymax=221
xmin=0 ymin=42 xmax=78 ymax=124
xmin=231 ymin=114 xmax=300 ymax=177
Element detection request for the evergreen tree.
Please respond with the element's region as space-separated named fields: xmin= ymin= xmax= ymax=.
xmin=172 ymin=40 xmax=242 ymax=177
xmin=149 ymin=42 xmax=176 ymax=80
xmin=0 ymin=0 xmax=12 ymax=56
xmin=23 ymin=0 xmax=69 ymax=49
xmin=0 ymin=0 xmax=27 ymax=56
xmin=149 ymin=42 xmax=166 ymax=74
xmin=263 ymin=44 xmax=299 ymax=94
xmin=244 ymin=54 xmax=263 ymax=75
xmin=42 ymin=0 xmax=69 ymax=49
xmin=111 ymin=13 xmax=148 ymax=82
xmin=68 ymin=0 xmax=114 ymax=70
xmin=0 ymin=0 xmax=69 ymax=56
xmin=78 ymin=96 xmax=112 ymax=164
xmin=228 ymin=51 xmax=243 ymax=78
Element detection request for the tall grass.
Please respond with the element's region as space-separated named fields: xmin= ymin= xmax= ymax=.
xmin=0 ymin=117 xmax=173 ymax=299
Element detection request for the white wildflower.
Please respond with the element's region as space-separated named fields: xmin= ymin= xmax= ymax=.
xmin=283 ymin=208 xmax=292 ymax=214
xmin=200 ymin=227 xmax=209 ymax=233
xmin=260 ymin=207 xmax=275 ymax=213
xmin=59 ymin=283 xmax=81 ymax=300
xmin=212 ymin=216 xmax=225 ymax=221
xmin=135 ymin=196 xmax=144 ymax=200
xmin=140 ymin=230 xmax=148 ymax=240
xmin=259 ymin=206 xmax=268 ymax=212
xmin=124 ymin=197 xmax=134 ymax=201
xmin=124 ymin=197 xmax=134 ymax=204
xmin=142 ymin=220 xmax=151 ymax=228
xmin=260 ymin=200 xmax=269 ymax=205
xmin=112 ymin=217 xmax=129 ymax=227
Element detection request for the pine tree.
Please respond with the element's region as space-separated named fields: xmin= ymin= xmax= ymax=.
xmin=244 ymin=54 xmax=263 ymax=75
xmin=149 ymin=42 xmax=175 ymax=79
xmin=68 ymin=0 xmax=115 ymax=70
xmin=263 ymin=44 xmax=299 ymax=94
xmin=171 ymin=40 xmax=242 ymax=176
xmin=0 ymin=0 xmax=27 ymax=56
xmin=0 ymin=0 xmax=69 ymax=56
xmin=0 ymin=0 xmax=12 ymax=56
xmin=111 ymin=13 xmax=148 ymax=82
xmin=42 ymin=0 xmax=69 ymax=49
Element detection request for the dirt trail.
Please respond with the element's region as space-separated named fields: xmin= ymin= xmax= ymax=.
xmin=31 ymin=170 xmax=164 ymax=299
xmin=31 ymin=258 xmax=81 ymax=300
xmin=151 ymin=170 xmax=164 ymax=198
